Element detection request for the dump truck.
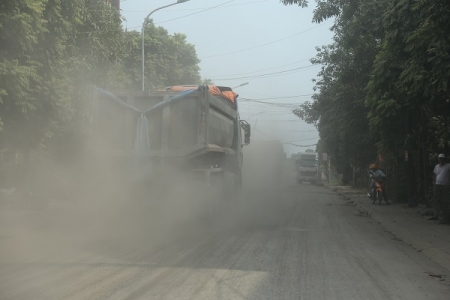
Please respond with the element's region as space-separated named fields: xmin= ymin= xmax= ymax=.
xmin=87 ymin=85 xmax=251 ymax=196
xmin=295 ymin=152 xmax=318 ymax=184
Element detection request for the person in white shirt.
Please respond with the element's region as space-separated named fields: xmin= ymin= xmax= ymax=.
xmin=432 ymin=154 xmax=450 ymax=223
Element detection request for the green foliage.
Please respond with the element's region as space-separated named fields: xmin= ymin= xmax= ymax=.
xmin=200 ymin=78 xmax=214 ymax=85
xmin=86 ymin=20 xmax=203 ymax=91
xmin=291 ymin=0 xmax=383 ymax=176
xmin=285 ymin=0 xmax=450 ymax=196
xmin=281 ymin=0 xmax=308 ymax=8
xmin=122 ymin=21 xmax=200 ymax=90
xmin=367 ymin=0 xmax=450 ymax=151
xmin=0 ymin=1 xmax=202 ymax=161
xmin=0 ymin=0 xmax=54 ymax=149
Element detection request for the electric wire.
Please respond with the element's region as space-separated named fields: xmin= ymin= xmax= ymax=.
xmin=155 ymin=1 xmax=235 ymax=24
xmin=252 ymin=128 xmax=318 ymax=147
xmin=208 ymin=58 xmax=311 ymax=77
xmin=200 ymin=21 xmax=331 ymax=59
xmin=120 ymin=0 xmax=269 ymax=12
xmin=212 ymin=65 xmax=319 ymax=81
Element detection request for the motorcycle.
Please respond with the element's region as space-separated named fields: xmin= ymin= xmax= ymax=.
xmin=371 ymin=177 xmax=386 ymax=205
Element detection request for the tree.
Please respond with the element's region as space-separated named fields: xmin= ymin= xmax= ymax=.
xmin=54 ymin=0 xmax=128 ymax=158
xmin=283 ymin=0 xmax=450 ymax=200
xmin=288 ymin=0 xmax=386 ymax=183
xmin=365 ymin=0 xmax=450 ymax=201
xmin=122 ymin=21 xmax=200 ymax=90
xmin=281 ymin=0 xmax=308 ymax=8
xmin=0 ymin=0 xmax=69 ymax=152
xmin=367 ymin=0 xmax=450 ymax=151
xmin=0 ymin=0 xmax=203 ymax=188
xmin=200 ymin=78 xmax=214 ymax=85
xmin=0 ymin=1 xmax=203 ymax=158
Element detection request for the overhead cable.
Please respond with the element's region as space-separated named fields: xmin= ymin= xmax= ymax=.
xmin=284 ymin=143 xmax=318 ymax=147
xmin=200 ymin=21 xmax=331 ymax=59
xmin=122 ymin=0 xmax=269 ymax=12
xmin=240 ymin=94 xmax=313 ymax=101
xmin=155 ymin=1 xmax=235 ymax=24
xmin=252 ymin=128 xmax=318 ymax=147
xmin=285 ymin=137 xmax=319 ymax=143
xmin=212 ymin=65 xmax=319 ymax=81
xmin=209 ymin=58 xmax=310 ymax=77
xmin=239 ymin=99 xmax=306 ymax=108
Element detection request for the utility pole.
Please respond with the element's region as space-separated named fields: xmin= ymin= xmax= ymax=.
xmin=141 ymin=1 xmax=190 ymax=92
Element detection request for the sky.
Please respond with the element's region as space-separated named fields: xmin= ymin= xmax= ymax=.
xmin=119 ymin=0 xmax=334 ymax=156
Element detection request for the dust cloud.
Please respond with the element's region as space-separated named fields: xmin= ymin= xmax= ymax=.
xmin=1 ymin=129 xmax=292 ymax=273
xmin=239 ymin=139 xmax=294 ymax=229
xmin=0 ymin=121 xmax=295 ymax=300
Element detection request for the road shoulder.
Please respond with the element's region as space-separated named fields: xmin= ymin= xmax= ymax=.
xmin=327 ymin=185 xmax=450 ymax=274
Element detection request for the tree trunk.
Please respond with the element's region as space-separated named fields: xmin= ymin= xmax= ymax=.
xmin=420 ymin=107 xmax=430 ymax=204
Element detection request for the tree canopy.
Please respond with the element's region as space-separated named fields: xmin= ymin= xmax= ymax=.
xmin=123 ymin=21 xmax=200 ymax=90
xmin=283 ymin=0 xmax=450 ymax=193
xmin=0 ymin=0 xmax=203 ymax=161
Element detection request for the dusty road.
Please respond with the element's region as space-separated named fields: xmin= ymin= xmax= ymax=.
xmin=0 ymin=171 xmax=449 ymax=300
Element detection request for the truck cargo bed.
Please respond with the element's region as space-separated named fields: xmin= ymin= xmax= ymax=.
xmin=91 ymin=87 xmax=240 ymax=160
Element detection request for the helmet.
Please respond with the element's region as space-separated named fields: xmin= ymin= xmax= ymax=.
xmin=370 ymin=164 xmax=378 ymax=169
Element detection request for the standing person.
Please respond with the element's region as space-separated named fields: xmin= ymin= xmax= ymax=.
xmin=432 ymin=154 xmax=450 ymax=223
xmin=368 ymin=164 xmax=389 ymax=204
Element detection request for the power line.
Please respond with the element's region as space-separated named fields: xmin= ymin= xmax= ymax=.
xmin=200 ymin=21 xmax=331 ymax=59
xmin=241 ymin=104 xmax=299 ymax=109
xmin=239 ymin=102 xmax=291 ymax=108
xmin=121 ymin=0 xmax=269 ymax=12
xmin=240 ymin=94 xmax=313 ymax=101
xmin=252 ymin=128 xmax=318 ymax=146
xmin=241 ymin=103 xmax=299 ymax=109
xmin=239 ymin=98 xmax=306 ymax=108
xmin=209 ymin=58 xmax=310 ymax=78
xmin=253 ymin=128 xmax=282 ymax=142
xmin=258 ymin=119 xmax=302 ymax=121
xmin=123 ymin=1 xmax=267 ymax=30
xmin=239 ymin=100 xmax=299 ymax=106
xmin=212 ymin=65 xmax=319 ymax=81
xmin=239 ymin=106 xmax=295 ymax=113
xmin=258 ymin=112 xmax=296 ymax=116
xmin=267 ymin=129 xmax=316 ymax=133
xmin=241 ymin=112 xmax=296 ymax=120
xmin=285 ymin=137 xmax=319 ymax=143
xmin=284 ymin=142 xmax=318 ymax=147
xmin=155 ymin=1 xmax=235 ymax=24
xmin=239 ymin=102 xmax=295 ymax=107
xmin=169 ymin=0 xmax=269 ymax=11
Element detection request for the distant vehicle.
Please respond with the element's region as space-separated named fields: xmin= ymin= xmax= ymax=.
xmin=295 ymin=152 xmax=318 ymax=184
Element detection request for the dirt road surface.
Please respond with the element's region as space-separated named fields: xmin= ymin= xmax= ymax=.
xmin=1 ymin=165 xmax=449 ymax=300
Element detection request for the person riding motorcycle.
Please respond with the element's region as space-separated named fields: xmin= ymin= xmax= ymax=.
xmin=368 ymin=164 xmax=389 ymax=204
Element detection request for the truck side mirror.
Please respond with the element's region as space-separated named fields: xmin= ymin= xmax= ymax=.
xmin=240 ymin=120 xmax=251 ymax=145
